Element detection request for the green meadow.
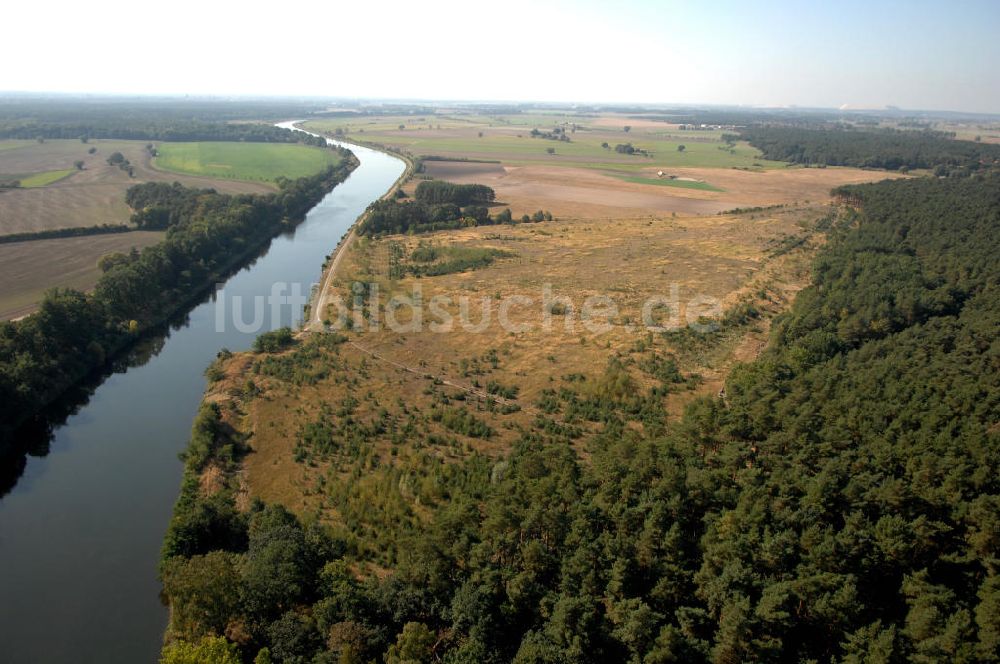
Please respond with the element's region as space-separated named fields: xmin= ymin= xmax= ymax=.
xmin=19 ymin=169 xmax=77 ymax=188
xmin=305 ymin=117 xmax=784 ymax=172
xmin=154 ymin=142 xmax=342 ymax=182
xmin=619 ymin=175 xmax=725 ymax=191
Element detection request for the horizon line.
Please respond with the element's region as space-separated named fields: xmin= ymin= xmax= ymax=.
xmin=1 ymin=91 xmax=999 ymax=119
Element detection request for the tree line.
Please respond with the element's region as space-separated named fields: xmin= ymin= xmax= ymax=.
xmin=0 ymin=224 xmax=133 ymax=244
xmin=127 ymin=181 xmax=222 ymax=230
xmin=0 ymin=98 xmax=329 ymax=145
xmin=613 ymin=143 xmax=652 ymax=157
xmin=529 ymin=128 xmax=571 ymax=142
xmin=0 ymin=121 xmax=327 ymax=146
xmin=360 ymin=201 xmax=551 ymax=236
xmin=413 ymin=181 xmax=496 ymax=206
xmin=360 ymin=182 xmax=551 ymax=236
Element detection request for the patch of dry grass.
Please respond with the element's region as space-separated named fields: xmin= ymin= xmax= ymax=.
xmin=329 ymin=206 xmax=822 ymax=407
xmin=229 ymin=205 xmax=827 ymax=530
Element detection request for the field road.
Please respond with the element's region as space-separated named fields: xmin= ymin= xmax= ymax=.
xmin=308 ymin=227 xmax=355 ymax=330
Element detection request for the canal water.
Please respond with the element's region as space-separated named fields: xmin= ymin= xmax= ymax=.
xmin=0 ymin=125 xmax=404 ymax=662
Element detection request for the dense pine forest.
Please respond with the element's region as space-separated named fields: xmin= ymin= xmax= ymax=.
xmin=741 ymin=126 xmax=1000 ymax=174
xmin=0 ymin=148 xmax=356 ymax=445
xmin=160 ymin=171 xmax=1000 ymax=662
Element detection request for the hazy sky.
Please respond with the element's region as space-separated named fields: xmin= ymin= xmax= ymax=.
xmin=3 ymin=0 xmax=999 ymax=113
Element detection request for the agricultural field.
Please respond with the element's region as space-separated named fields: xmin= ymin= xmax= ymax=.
xmin=0 ymin=230 xmax=164 ymax=320
xmin=153 ymin=141 xmax=342 ymax=182
xmin=0 ymin=137 xmax=341 ymax=318
xmin=306 ymin=114 xmax=779 ymax=172
xmin=619 ymin=175 xmax=725 ymax=191
xmin=18 ymin=169 xmax=77 ymax=188
xmin=305 ymin=112 xmax=903 ymax=218
xmin=0 ymin=139 xmax=274 ymax=234
xmin=0 ymin=140 xmax=31 ymax=153
xmin=415 ymin=160 xmax=903 ymax=219
xmin=935 ymin=121 xmax=1000 ymax=144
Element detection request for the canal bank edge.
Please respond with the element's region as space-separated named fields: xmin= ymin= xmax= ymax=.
xmin=290 ymin=122 xmax=415 ymax=332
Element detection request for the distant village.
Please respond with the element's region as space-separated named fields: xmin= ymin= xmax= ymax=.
xmin=676 ymin=123 xmax=743 ymax=130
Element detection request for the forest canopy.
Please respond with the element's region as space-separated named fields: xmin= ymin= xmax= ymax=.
xmin=741 ymin=125 xmax=1000 ymax=174
xmin=413 ymin=181 xmax=496 ymax=206
xmin=359 ymin=182 xmax=548 ymax=236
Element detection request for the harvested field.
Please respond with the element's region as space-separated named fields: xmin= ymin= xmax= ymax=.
xmin=0 ymin=139 xmax=274 ymax=234
xmin=420 ymin=163 xmax=726 ymax=216
xmin=0 ymin=179 xmax=133 ymax=233
xmin=590 ymin=115 xmax=684 ymax=130
xmin=422 ymin=162 xmax=900 ymax=218
xmin=418 ymin=160 xmax=506 ymax=179
xmin=0 ymin=231 xmax=164 ymax=320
